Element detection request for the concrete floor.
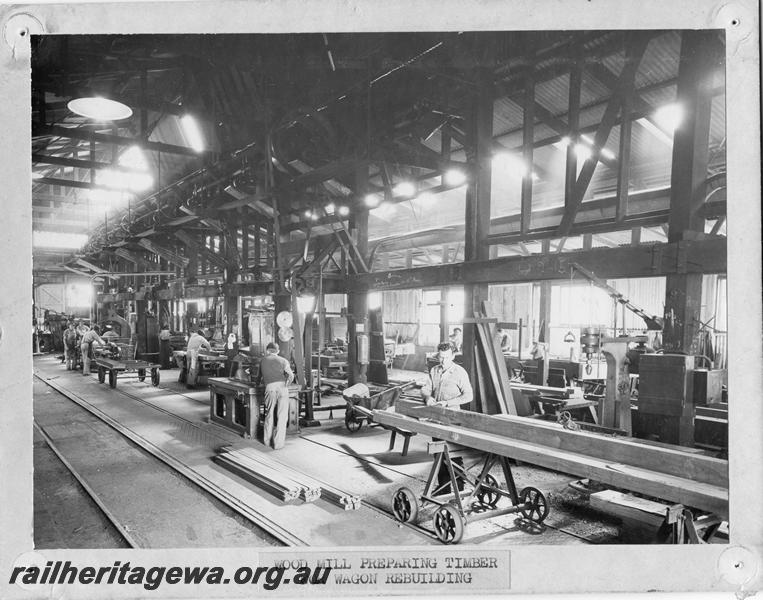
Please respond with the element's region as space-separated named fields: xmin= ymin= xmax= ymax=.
xmin=32 ymin=354 xmax=657 ymax=547
xmin=34 ymin=427 xmax=129 ymax=549
xmin=34 ymin=378 xmax=282 ymax=548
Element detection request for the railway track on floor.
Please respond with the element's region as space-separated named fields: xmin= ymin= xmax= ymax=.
xmin=35 ymin=372 xmax=302 ymax=546
xmin=33 ymin=420 xmax=139 ymax=548
xmin=49 ymin=371 xmax=442 ymax=541
xmin=36 ymin=369 xmax=591 ymax=545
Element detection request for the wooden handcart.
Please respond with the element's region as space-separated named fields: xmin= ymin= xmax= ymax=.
xmin=95 ymin=357 xmax=161 ymax=389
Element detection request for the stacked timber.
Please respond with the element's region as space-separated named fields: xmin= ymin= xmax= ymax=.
xmin=469 ymin=303 xmax=518 ymax=415
xmin=216 ymin=447 xmax=361 ymax=509
xmin=215 ymin=451 xmax=309 ymax=502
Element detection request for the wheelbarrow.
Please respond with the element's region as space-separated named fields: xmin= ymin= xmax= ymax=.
xmin=342 ymin=381 xmax=417 ymax=432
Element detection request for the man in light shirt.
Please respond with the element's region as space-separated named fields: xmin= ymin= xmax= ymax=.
xmin=186 ymin=329 xmax=212 ymax=387
xmin=421 ymin=342 xmax=473 ymax=409
xmin=80 ymin=326 xmax=106 ymax=375
xmin=421 ymin=341 xmax=473 ymax=493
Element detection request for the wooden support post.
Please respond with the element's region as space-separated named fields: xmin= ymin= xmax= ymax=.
xmin=241 ymin=225 xmax=249 ymax=271
xmin=565 ymin=51 xmax=582 ymax=210
xmin=616 ymin=64 xmax=634 ymax=223
xmin=347 ymin=163 xmax=370 ymax=385
xmin=520 ymin=72 xmax=535 ymax=235
xmin=663 ymin=30 xmax=718 ymax=353
xmin=557 ymin=34 xmax=650 ymax=236
xmin=347 ymin=292 xmax=368 ymax=386
xmin=224 ymin=233 xmax=237 ymax=335
xmin=537 ymin=281 xmax=552 ymax=386
xmin=463 ymin=60 xmax=494 ymax=384
xmin=436 ymin=291 xmax=448 ymax=344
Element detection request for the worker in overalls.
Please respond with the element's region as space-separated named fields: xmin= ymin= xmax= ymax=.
xmin=80 ymin=326 xmax=106 ymax=375
xmin=186 ymin=329 xmax=212 ymax=387
xmin=158 ymin=323 xmax=172 ymax=369
xmin=63 ymin=321 xmax=77 ymax=370
xmin=421 ymin=341 xmax=473 ymax=493
xmin=259 ymin=342 xmax=294 ymax=450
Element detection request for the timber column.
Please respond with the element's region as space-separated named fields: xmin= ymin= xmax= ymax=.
xmin=663 ymin=30 xmax=719 ymax=353
xmin=462 ymin=48 xmax=494 ymax=391
xmin=347 ymin=165 xmax=370 ymax=386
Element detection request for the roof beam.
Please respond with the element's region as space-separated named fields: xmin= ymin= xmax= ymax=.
xmin=137 ymin=238 xmax=190 ymax=268
xmin=556 ymin=33 xmax=650 ymax=237
xmin=340 ymin=237 xmax=726 ymax=293
xmin=32 ymin=154 xmax=143 ymax=174
xmin=34 ymin=125 xmax=206 ymax=158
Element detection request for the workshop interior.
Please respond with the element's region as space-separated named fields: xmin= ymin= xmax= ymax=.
xmin=30 ymin=29 xmax=729 ymax=548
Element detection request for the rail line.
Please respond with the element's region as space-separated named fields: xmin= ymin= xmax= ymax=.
xmin=34 ymin=420 xmax=139 ymax=548
xmin=36 ymin=370 xmax=591 ymax=545
xmin=35 ymin=372 xmax=302 ymax=546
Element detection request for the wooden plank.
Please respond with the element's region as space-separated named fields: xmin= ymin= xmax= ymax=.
xmin=394 ymin=399 xmax=728 ymax=489
xmin=589 ymin=490 xmax=667 ymax=528
xmin=373 ymin=409 xmax=727 ymax=518
xmin=473 ymin=316 xmax=506 ymax=414
xmin=481 ymin=303 xmax=517 ymax=415
xmin=474 ymin=343 xmax=497 ymax=414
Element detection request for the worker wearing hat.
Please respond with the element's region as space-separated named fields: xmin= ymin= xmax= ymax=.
xmin=259 ymin=342 xmax=294 ymax=450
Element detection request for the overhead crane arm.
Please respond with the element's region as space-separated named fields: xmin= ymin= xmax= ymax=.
xmin=571 ymin=262 xmax=663 ymax=330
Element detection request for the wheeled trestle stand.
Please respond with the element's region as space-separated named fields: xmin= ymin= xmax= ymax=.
xmin=391 ymin=441 xmax=550 ymax=544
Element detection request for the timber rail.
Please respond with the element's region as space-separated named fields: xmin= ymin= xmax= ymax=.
xmin=374 ymin=399 xmax=728 ymax=519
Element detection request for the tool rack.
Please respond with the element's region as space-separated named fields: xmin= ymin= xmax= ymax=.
xmin=95 ymin=357 xmax=161 ymax=389
xmin=391 ymin=441 xmax=549 ymax=544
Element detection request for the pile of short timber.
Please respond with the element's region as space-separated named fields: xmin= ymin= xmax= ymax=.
xmin=215 ymin=447 xmax=360 ymax=510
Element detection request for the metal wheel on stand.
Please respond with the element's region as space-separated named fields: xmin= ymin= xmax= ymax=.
xmin=433 ymin=503 xmax=465 ymax=544
xmin=391 ymin=487 xmax=419 ymax=524
xmin=519 ymin=487 xmax=549 ymax=523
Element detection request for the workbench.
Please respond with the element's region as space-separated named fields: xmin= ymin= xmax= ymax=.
xmin=94 ymin=357 xmax=161 ymax=388
xmin=173 ymin=350 xmax=227 ymax=386
xmin=208 ymin=377 xmax=301 ymax=440
xmin=209 ymin=377 xmax=260 ymax=439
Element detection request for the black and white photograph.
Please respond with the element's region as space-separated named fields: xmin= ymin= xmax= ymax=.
xmin=0 ymin=0 xmax=760 ymax=598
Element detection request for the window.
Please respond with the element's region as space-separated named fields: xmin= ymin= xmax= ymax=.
xmin=67 ymin=283 xmax=92 ymax=307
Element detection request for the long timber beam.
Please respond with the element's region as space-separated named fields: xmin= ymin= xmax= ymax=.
xmin=335 ymin=237 xmax=726 ymax=292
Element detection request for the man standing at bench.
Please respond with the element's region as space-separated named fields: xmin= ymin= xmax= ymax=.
xmin=259 ymin=342 xmax=295 ymax=450
xmin=421 ymin=342 xmax=473 ymax=493
xmin=421 ymin=342 xmax=473 ymax=409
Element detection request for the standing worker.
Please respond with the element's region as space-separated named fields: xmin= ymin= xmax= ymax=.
xmin=80 ymin=326 xmax=106 ymax=375
xmin=421 ymin=342 xmax=473 ymax=409
xmin=75 ymin=319 xmax=89 ymax=337
xmin=259 ymin=342 xmax=294 ymax=450
xmin=63 ymin=321 xmax=77 ymax=370
xmin=158 ymin=323 xmax=172 ymax=369
xmin=186 ymin=329 xmax=212 ymax=387
xmin=448 ymin=328 xmax=463 ymax=353
xmin=421 ymin=341 xmax=473 ymax=493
